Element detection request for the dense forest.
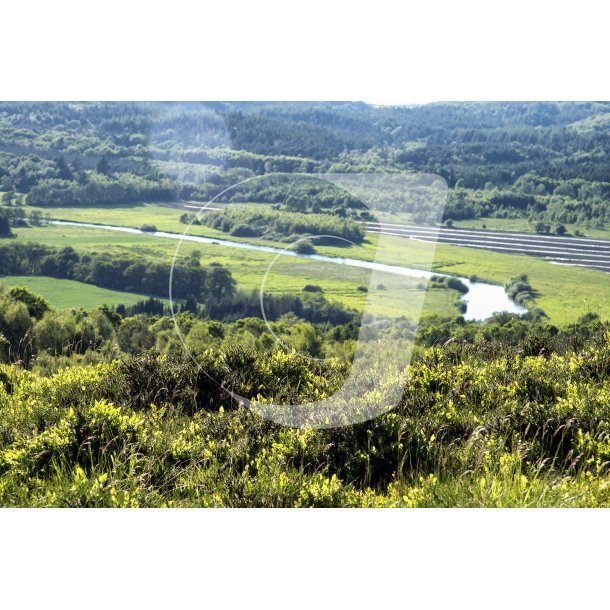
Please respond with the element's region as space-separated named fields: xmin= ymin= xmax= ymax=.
xmin=3 ymin=101 xmax=610 ymax=227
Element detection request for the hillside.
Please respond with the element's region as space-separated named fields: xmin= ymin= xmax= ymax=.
xmin=2 ymin=101 xmax=610 ymax=507
xmin=2 ymin=327 xmax=610 ymax=507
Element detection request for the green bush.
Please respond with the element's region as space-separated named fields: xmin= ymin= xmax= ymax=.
xmin=2 ymin=331 xmax=610 ymax=506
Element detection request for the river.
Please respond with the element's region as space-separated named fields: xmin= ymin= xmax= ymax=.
xmin=51 ymin=220 xmax=527 ymax=321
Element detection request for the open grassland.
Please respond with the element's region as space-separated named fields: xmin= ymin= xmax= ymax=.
xmin=450 ymin=217 xmax=547 ymax=233
xmin=10 ymin=223 xmax=458 ymax=319
xmin=375 ymin=235 xmax=610 ymax=325
xmin=448 ymin=216 xmax=610 ymax=240
xmin=0 ymin=276 xmax=156 ymax=310
xmin=33 ymin=203 xmax=201 ymax=235
xmin=16 ymin=203 xmax=610 ymax=325
xmin=430 ymin=243 xmax=610 ymax=325
xmin=357 ymin=232 xmax=610 ymax=326
xmin=29 ymin=203 xmax=384 ymax=256
xmin=374 ymin=207 xmax=610 ymax=241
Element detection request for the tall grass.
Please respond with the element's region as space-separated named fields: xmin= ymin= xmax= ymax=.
xmin=2 ymin=333 xmax=610 ymax=506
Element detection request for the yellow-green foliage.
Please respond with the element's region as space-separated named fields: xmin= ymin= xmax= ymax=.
xmin=2 ymin=335 xmax=610 ymax=507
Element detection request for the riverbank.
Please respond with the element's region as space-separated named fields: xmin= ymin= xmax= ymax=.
xmin=51 ymin=220 xmax=526 ymax=320
xmin=15 ymin=201 xmax=610 ymax=324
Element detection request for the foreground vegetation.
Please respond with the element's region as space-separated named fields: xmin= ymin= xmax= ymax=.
xmin=0 ymin=244 xmax=607 ymax=507
xmin=2 ymin=325 xmax=610 ymax=507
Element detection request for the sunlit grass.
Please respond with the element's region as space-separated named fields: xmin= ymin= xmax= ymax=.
xmin=11 ymin=221 xmax=459 ymax=319
xmin=0 ymin=275 xmax=165 ymax=310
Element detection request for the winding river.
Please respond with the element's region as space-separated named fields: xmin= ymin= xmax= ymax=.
xmin=51 ymin=220 xmax=527 ymax=321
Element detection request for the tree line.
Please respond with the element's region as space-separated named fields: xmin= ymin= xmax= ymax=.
xmin=196 ymin=207 xmax=365 ymax=244
xmin=0 ymin=242 xmax=235 ymax=302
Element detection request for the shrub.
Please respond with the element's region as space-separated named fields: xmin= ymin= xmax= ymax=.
xmin=295 ymin=242 xmax=316 ymax=255
xmin=302 ymin=284 xmax=323 ymax=293
xmin=230 ymin=224 xmax=257 ymax=238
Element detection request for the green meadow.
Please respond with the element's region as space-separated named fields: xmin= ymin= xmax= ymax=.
xmin=376 ymin=234 xmax=610 ymax=325
xmin=14 ymin=203 xmax=610 ymax=324
xmin=0 ymin=275 xmax=155 ymax=310
xmin=10 ymin=222 xmax=458 ymax=319
xmin=449 ymin=216 xmax=610 ymax=240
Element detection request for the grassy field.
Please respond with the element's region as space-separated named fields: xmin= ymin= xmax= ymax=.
xmin=369 ymin=208 xmax=610 ymax=241
xmin=449 ymin=217 xmax=541 ymax=232
xmin=10 ymin=222 xmax=459 ymax=319
xmin=15 ymin=203 xmax=610 ymax=324
xmin=431 ymin=244 xmax=610 ymax=325
xmin=447 ymin=216 xmax=610 ymax=240
xmin=0 ymin=275 xmax=153 ymax=310
xmin=36 ymin=203 xmax=200 ymax=235
xmin=376 ymin=236 xmax=610 ymax=325
xmin=30 ymin=202 xmax=385 ymax=254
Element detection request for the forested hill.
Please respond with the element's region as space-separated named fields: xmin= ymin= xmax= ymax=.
xmin=3 ymin=101 xmax=610 ymax=227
